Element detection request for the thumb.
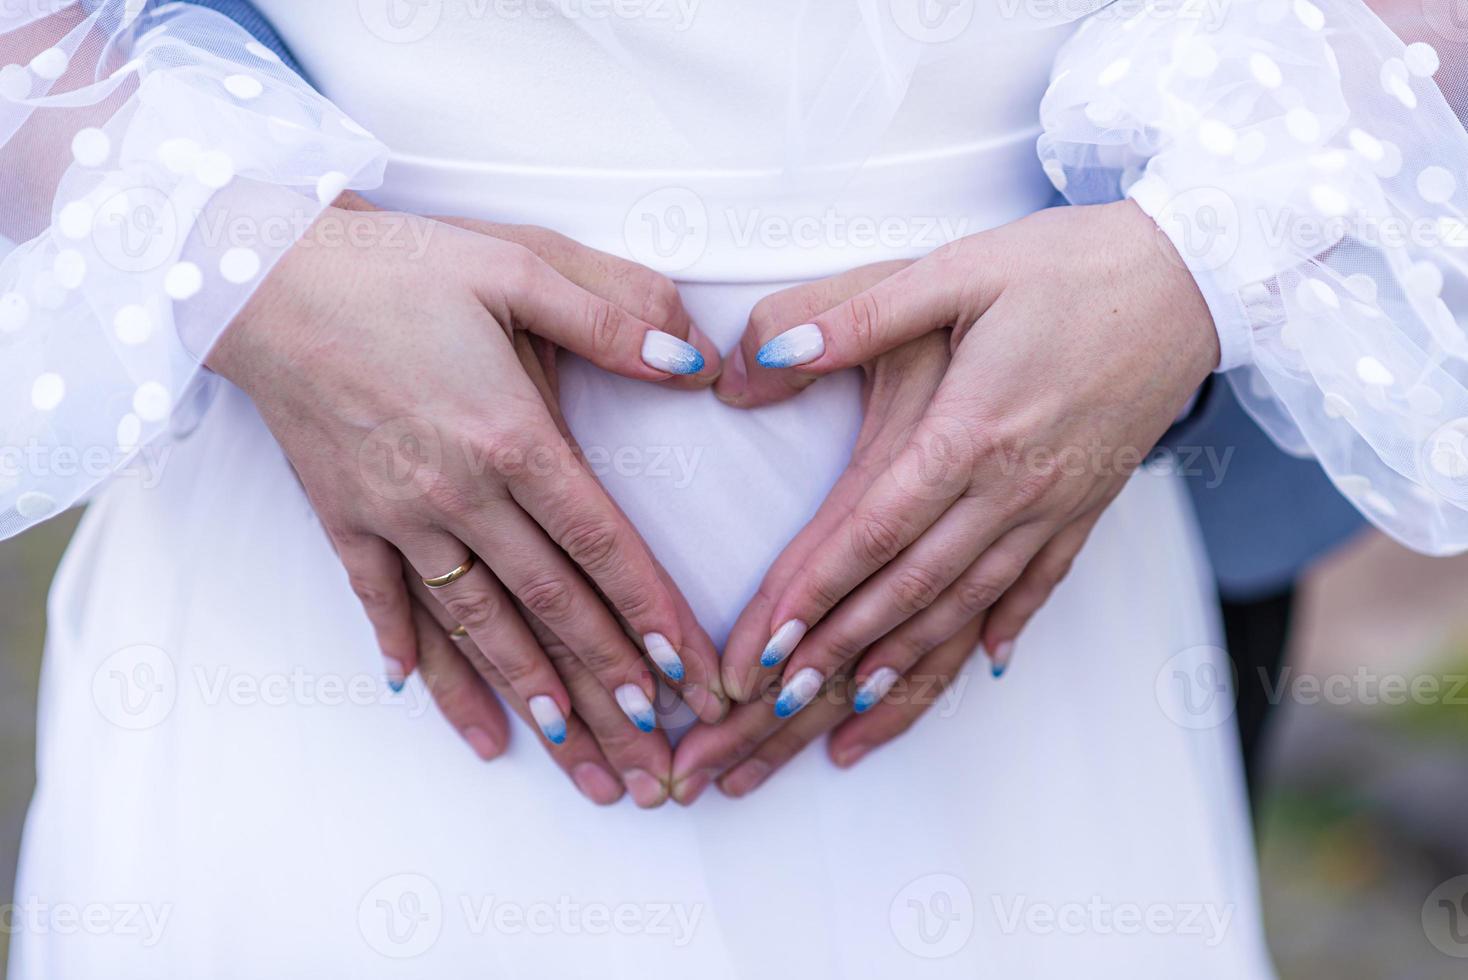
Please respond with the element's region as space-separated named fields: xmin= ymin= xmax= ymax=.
xmin=483 ymin=238 xmax=721 ymax=386
xmin=717 ymin=259 xmax=913 ymax=408
xmin=749 ymin=240 xmax=996 ymax=379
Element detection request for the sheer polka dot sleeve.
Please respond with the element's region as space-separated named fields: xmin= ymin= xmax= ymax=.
xmin=1040 ymin=0 xmax=1468 ymax=554
xmin=0 ymin=0 xmax=386 ymax=539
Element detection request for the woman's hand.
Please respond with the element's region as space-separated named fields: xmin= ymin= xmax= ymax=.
xmin=671 ymin=262 xmax=969 ymax=802
xmin=207 ymin=202 xmax=727 ymax=762
xmin=713 ymin=201 xmax=1218 ymax=720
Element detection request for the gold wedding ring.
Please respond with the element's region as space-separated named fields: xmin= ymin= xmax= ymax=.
xmin=449 ymin=624 xmax=469 ymax=639
xmin=423 ymin=554 xmax=475 ymax=589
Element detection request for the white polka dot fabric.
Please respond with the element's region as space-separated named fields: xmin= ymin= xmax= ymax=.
xmin=0 ymin=0 xmax=386 ymax=539
xmin=1040 ymin=0 xmax=1468 ymax=555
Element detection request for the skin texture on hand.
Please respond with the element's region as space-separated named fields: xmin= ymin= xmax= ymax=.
xmin=675 ymin=200 xmax=1218 ymax=800
xmin=207 ymin=200 xmax=725 ymax=806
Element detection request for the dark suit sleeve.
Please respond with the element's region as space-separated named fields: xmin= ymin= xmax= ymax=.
xmin=178 ymin=1 xmax=305 ymax=79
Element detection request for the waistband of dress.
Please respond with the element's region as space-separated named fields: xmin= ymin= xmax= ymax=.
xmin=371 ymin=128 xmax=1055 ymax=283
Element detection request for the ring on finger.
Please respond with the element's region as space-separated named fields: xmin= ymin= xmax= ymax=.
xmin=424 ymin=554 xmax=476 ymax=589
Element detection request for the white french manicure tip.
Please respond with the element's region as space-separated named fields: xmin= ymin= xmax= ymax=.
xmin=760 ymin=619 xmax=808 ymax=668
xmin=774 ymin=668 xmax=823 ymax=718
xmin=528 ymin=695 xmax=567 ymax=744
xmin=641 ymin=331 xmax=706 ymax=375
xmin=755 ymin=323 xmax=825 ymax=369
xmin=853 ymin=667 xmax=900 ymax=713
xmin=643 ymin=632 xmax=685 ymax=681
xmin=615 ymin=684 xmax=658 ymax=732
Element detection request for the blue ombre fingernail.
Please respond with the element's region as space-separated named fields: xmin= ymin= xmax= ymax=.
xmin=529 ymin=695 xmax=568 ymax=745
xmin=853 ymin=667 xmax=899 ymax=713
xmin=774 ymin=668 xmax=823 ymax=718
xmin=990 ymin=640 xmax=1015 ymax=679
xmin=760 ymin=619 xmax=808 ymax=668
xmin=384 ymin=657 xmax=408 ymax=694
xmin=643 ymin=632 xmax=685 ymax=682
xmin=615 ymin=684 xmax=658 ymax=732
xmin=755 ymin=323 xmax=825 ymax=368
xmin=641 ymin=331 xmax=706 ymax=375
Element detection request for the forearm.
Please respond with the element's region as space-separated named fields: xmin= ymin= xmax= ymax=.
xmin=0 ymin=0 xmax=386 ymax=537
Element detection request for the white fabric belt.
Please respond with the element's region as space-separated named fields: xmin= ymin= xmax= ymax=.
xmin=374 ymin=129 xmax=1052 ymax=283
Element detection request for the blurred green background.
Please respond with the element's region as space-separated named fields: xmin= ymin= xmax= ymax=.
xmin=2 ymin=518 xmax=1467 ymax=976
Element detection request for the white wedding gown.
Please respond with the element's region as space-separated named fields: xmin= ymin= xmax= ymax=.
xmin=6 ymin=4 xmax=1281 ymax=978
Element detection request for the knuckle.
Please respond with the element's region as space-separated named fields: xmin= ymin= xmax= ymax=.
xmin=955 ymin=575 xmax=1007 ymax=615
xmin=499 ymin=241 xmax=541 ymax=288
xmin=746 ymin=296 xmax=782 ymax=341
xmin=587 ymin=299 xmax=624 ymax=358
xmin=576 ymin=640 xmax=627 ymax=677
xmin=492 ymin=653 xmax=541 ymax=688
xmin=822 ymin=630 xmax=867 ymax=663
xmin=517 ymin=575 xmax=576 ymax=621
xmin=559 ymin=518 xmax=622 ymax=576
xmin=840 ymin=291 xmax=883 ymax=353
xmin=804 ymin=570 xmax=848 ymax=615
xmin=421 ymin=476 xmax=479 ymax=521
xmin=889 ymin=564 xmax=945 ymax=616
xmin=639 ymin=275 xmax=684 ymax=329
xmin=1009 ymin=468 xmax=1059 ymax=515
xmin=851 ymin=511 xmax=906 ymax=568
xmin=439 ymin=590 xmax=500 ymax=632
xmin=347 ymin=574 xmax=399 ymax=613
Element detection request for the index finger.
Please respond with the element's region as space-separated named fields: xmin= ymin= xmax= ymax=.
xmin=760 ymin=410 xmax=976 ymax=666
xmin=751 ymin=239 xmax=999 ymax=375
xmin=506 ymin=437 xmax=692 ymax=687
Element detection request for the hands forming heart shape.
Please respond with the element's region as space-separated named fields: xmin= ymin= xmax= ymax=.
xmin=208 ymin=194 xmax=1218 ymax=808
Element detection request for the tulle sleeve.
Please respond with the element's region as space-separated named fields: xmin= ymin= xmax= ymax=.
xmin=0 ymin=0 xmax=386 ymax=538
xmin=1039 ymin=0 xmax=1468 ymax=554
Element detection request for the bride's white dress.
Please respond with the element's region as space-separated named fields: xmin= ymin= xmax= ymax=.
xmin=7 ymin=4 xmax=1278 ymax=978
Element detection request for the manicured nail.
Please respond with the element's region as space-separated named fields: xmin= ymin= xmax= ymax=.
xmin=571 ymin=762 xmax=623 ymax=805
xmin=643 ymin=632 xmax=685 ymax=681
xmin=756 ymin=323 xmax=824 ymax=368
xmin=462 ymin=726 xmax=502 ymax=760
xmin=673 ymin=769 xmax=713 ymax=806
xmin=760 ymin=619 xmax=808 ymax=668
xmin=719 ymin=758 xmax=772 ymax=797
xmin=383 ymin=657 xmax=408 ymax=694
xmin=622 ymin=768 xmax=667 ymax=808
xmin=832 ymin=742 xmax=871 ymax=768
xmin=853 ymin=667 xmax=900 ymax=713
xmin=641 ymin=330 xmax=705 ymax=375
xmin=528 ymin=695 xmax=567 ymax=745
xmin=774 ymin=667 xmax=823 ymax=718
xmin=615 ymin=684 xmax=657 ymax=732
xmin=991 ymin=640 xmax=1015 ymax=678
xmin=715 ymin=345 xmax=748 ymax=403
